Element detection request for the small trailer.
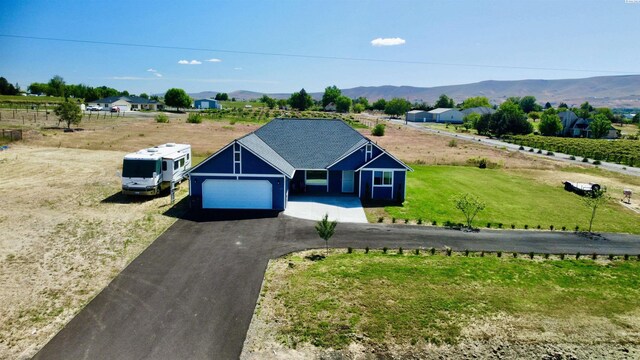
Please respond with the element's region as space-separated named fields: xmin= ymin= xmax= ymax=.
xmin=563 ymin=181 xmax=601 ymax=196
xmin=122 ymin=143 xmax=191 ymax=196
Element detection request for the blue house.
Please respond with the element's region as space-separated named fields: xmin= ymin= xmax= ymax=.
xmin=194 ymin=98 xmax=222 ymax=110
xmin=188 ymin=118 xmax=412 ymax=210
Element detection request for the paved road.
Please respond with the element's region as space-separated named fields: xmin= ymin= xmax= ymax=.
xmin=384 ymin=118 xmax=640 ymax=177
xmin=33 ymin=213 xmax=640 ymax=360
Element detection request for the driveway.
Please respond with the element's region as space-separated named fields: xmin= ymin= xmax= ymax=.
xmin=283 ymin=195 xmax=368 ymax=223
xmin=33 ymin=214 xmax=640 ymax=360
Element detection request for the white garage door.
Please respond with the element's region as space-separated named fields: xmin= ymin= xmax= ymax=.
xmin=202 ymin=179 xmax=273 ymax=209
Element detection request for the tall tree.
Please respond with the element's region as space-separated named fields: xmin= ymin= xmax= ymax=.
xmin=519 ymin=96 xmax=538 ymax=113
xmin=461 ymin=96 xmax=491 ymax=109
xmin=315 ymin=213 xmax=337 ymax=255
xmin=539 ymin=111 xmax=563 ymax=136
xmin=354 ymin=96 xmax=370 ymax=109
xmin=489 ymin=100 xmax=533 ymax=137
xmin=164 ymin=88 xmax=192 ymax=111
xmin=434 ymin=94 xmax=455 ymax=108
xmin=288 ymin=88 xmax=313 ymax=110
xmin=47 ymin=75 xmax=66 ymax=97
xmin=632 ymin=113 xmax=640 ymax=124
xmin=322 ymin=85 xmax=341 ymax=108
xmin=139 ymin=93 xmax=149 ymax=99
xmin=54 ymin=101 xmax=82 ymax=129
xmin=215 ymin=93 xmax=229 ymax=101
xmin=544 ymin=102 xmax=552 ymax=109
xmin=335 ymin=95 xmax=352 ymax=113
xmin=0 ymin=77 xmax=19 ymax=95
xmin=259 ymin=94 xmax=277 ymax=109
xmin=371 ymin=98 xmax=387 ymax=111
xmin=590 ymin=114 xmax=612 ymax=139
xmin=384 ymin=98 xmax=411 ymax=118
xmin=474 ymin=113 xmax=491 ymax=135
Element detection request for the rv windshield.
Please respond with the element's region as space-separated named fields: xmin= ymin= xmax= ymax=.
xmin=122 ymin=159 xmax=160 ymax=178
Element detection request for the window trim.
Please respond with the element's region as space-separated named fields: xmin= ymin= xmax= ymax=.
xmin=373 ymin=170 xmax=393 ymax=187
xmin=233 ymin=143 xmax=242 ymax=174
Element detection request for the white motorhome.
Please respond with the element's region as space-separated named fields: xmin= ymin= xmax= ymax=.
xmin=122 ymin=143 xmax=191 ymax=196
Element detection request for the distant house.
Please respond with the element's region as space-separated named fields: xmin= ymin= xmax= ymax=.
xmin=88 ymin=96 xmax=162 ymax=111
xmin=461 ymin=106 xmax=496 ymax=117
xmin=428 ymin=108 xmax=464 ymax=124
xmin=324 ymin=102 xmax=337 ymax=112
xmin=558 ymin=110 xmax=618 ymax=139
xmin=405 ymin=110 xmax=429 ymax=122
xmin=194 ymin=99 xmax=222 ymax=110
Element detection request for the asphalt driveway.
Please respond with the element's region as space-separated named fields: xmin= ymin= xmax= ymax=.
xmin=34 ymin=213 xmax=640 ymax=360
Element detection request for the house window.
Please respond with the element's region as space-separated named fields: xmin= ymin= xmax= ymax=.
xmin=233 ymin=143 xmax=241 ymax=174
xmin=373 ymin=171 xmax=392 ymax=186
xmin=365 ymin=144 xmax=372 ymax=161
xmin=306 ymin=170 xmax=327 ymax=186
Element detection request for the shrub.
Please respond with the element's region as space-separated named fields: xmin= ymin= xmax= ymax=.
xmin=582 ymin=157 xmax=589 ymax=163
xmin=404 ymin=219 xmax=409 ymax=224
xmin=464 ymin=249 xmax=469 ymax=257
xmin=371 ymin=124 xmax=385 ymax=136
xmin=392 ymin=217 xmax=396 ymax=224
xmin=511 ymin=224 xmax=515 ymax=229
xmin=593 ymin=160 xmax=601 ymax=165
xmin=377 ymin=217 xmax=384 ymax=223
xmin=445 ymin=247 xmax=452 ymax=256
xmin=414 ymin=248 xmax=420 ymax=255
xmin=609 ymin=254 xmax=615 ymax=261
xmin=575 ymin=225 xmax=580 ymax=232
xmin=155 ymin=114 xmax=169 ymax=123
xmin=497 ymin=251 xmax=502 ymax=258
xmin=561 ymin=226 xmax=566 ymax=231
xmin=537 ymin=225 xmax=541 ymax=230
xmin=347 ymin=247 xmax=353 ymax=254
xmin=382 ymin=247 xmax=388 ymax=254
xmin=524 ymin=224 xmax=529 ymax=230
xmin=529 ymin=252 xmax=534 ymax=259
xmin=544 ymin=253 xmax=550 ymax=259
xmin=429 ymin=247 xmax=436 ymax=255
xmin=187 ymin=113 xmax=203 ymax=123
xmin=519 ymin=145 xmax=525 ymax=150
xmin=398 ymin=247 xmax=403 ymax=255
xmin=417 ymin=218 xmax=423 ymax=225
xmin=559 ymin=253 xmax=565 ymax=260
xmin=575 ymin=252 xmax=581 ymax=259
xmin=624 ymin=254 xmax=629 ymax=261
xmin=478 ymin=158 xmax=487 ymax=169
xmin=592 ymin=253 xmax=597 ymax=260
xmin=513 ymin=252 xmax=518 ymax=258
xmin=480 ymin=251 xmax=485 ymax=257
xmin=528 ymin=148 xmax=534 ymax=152
xmin=570 ymin=155 xmax=576 ymax=160
xmin=537 ymin=149 xmax=543 ymax=154
xmin=550 ymin=225 xmax=554 ymax=231
xmin=365 ymin=246 xmax=369 ymax=254
xmin=547 ymin=151 xmax=554 ymax=156
xmin=432 ymin=220 xmax=437 ymax=226
xmin=448 ymin=139 xmax=458 ymax=147
xmin=498 ymin=223 xmax=503 ymax=229
xmin=487 ymin=222 xmax=491 ymax=228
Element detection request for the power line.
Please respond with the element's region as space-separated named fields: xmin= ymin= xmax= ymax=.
xmin=0 ymin=33 xmax=637 ymax=74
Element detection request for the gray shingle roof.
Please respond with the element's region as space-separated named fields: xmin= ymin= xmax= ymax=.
xmin=237 ymin=133 xmax=296 ymax=177
xmin=253 ymin=118 xmax=368 ymax=169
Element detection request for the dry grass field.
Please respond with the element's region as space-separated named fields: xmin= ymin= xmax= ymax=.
xmin=0 ymin=110 xmax=638 ymax=358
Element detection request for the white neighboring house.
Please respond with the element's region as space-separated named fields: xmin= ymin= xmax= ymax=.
xmin=88 ymin=96 xmax=163 ymax=112
xmin=428 ymin=108 xmax=464 ymax=124
xmin=405 ymin=110 xmax=430 ymax=122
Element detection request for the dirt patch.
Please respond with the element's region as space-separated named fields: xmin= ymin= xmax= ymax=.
xmin=241 ymin=253 xmax=640 ymax=360
xmin=0 ymin=145 xmax=185 ymax=359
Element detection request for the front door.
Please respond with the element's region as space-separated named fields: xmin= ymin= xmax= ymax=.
xmin=342 ymin=170 xmax=354 ymax=193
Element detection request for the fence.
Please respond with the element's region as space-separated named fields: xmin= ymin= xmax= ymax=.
xmin=1 ymin=129 xmax=23 ymax=141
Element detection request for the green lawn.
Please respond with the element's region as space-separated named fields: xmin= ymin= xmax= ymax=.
xmin=0 ymin=95 xmax=68 ymax=105
xmin=219 ymin=100 xmax=266 ymax=109
xmin=276 ymin=253 xmax=640 ymax=348
xmin=385 ymin=165 xmax=640 ymax=233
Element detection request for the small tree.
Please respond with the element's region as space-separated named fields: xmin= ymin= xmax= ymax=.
xmin=54 ymin=101 xmax=82 ymax=129
xmin=539 ymin=112 xmax=563 ymax=136
xmin=384 ymin=98 xmax=411 ymax=118
xmin=289 ymin=88 xmax=313 ymax=111
xmin=335 ymin=95 xmax=352 ymax=113
xmin=590 ymin=113 xmax=612 ymax=139
xmin=371 ymin=123 xmax=385 ymax=136
xmin=582 ymin=187 xmax=610 ymax=233
xmin=453 ymin=193 xmax=486 ymax=229
xmin=315 ymin=213 xmax=337 ymax=255
xmin=463 ymin=113 xmax=480 ymax=131
xmin=164 ymin=88 xmax=192 ymax=111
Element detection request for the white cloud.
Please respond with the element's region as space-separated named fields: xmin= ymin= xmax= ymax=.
xmin=233 ymin=67 xmax=243 ymax=71
xmin=370 ymin=37 xmax=406 ymax=47
xmin=178 ymin=59 xmax=202 ymax=65
xmin=147 ymin=68 xmax=157 ymax=72
xmin=206 ymin=58 xmax=222 ymax=63
xmin=112 ymin=76 xmax=145 ymax=80
xmin=154 ymin=73 xmax=163 ymax=77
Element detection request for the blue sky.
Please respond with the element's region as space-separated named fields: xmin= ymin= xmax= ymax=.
xmin=1 ymin=0 xmax=639 ymax=95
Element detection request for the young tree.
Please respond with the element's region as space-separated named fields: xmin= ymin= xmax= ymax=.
xmin=322 ymin=85 xmax=341 ymax=108
xmin=434 ymin=94 xmax=455 ymax=108
xmin=353 ymin=103 xmax=365 ymax=113
xmin=463 ymin=113 xmax=480 ymax=131
xmin=288 ymin=88 xmax=313 ymax=110
xmin=259 ymin=94 xmax=277 ymax=109
xmin=354 ymin=96 xmax=370 ymax=110
xmin=335 ymin=95 xmax=352 ymax=113
xmin=384 ymin=98 xmax=411 ymax=118
xmin=315 ymin=213 xmax=337 ymax=255
xmin=539 ymin=111 xmax=563 ymax=136
xmin=581 ymin=187 xmax=610 ymax=233
xmin=461 ymin=96 xmax=491 ymax=109
xmin=453 ymin=193 xmax=486 ymax=229
xmin=164 ymin=88 xmax=192 ymax=111
xmin=590 ymin=113 xmax=612 ymax=139
xmin=54 ymin=101 xmax=82 ymax=129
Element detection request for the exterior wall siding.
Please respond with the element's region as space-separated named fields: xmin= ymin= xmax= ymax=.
xmin=241 ymin=148 xmax=282 ymax=175
xmin=363 ymin=153 xmax=409 ymax=169
xmin=195 ymin=146 xmax=234 ymax=173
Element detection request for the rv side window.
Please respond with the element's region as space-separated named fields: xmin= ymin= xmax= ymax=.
xmin=162 ymin=161 xmax=167 ymax=171
xmin=174 ymin=161 xmax=178 ymax=170
xmin=180 ymin=158 xmax=184 ymax=167
xmin=187 ymin=154 xmax=190 ymax=160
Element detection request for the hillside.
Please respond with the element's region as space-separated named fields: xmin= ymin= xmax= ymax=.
xmin=190 ymin=75 xmax=640 ymax=107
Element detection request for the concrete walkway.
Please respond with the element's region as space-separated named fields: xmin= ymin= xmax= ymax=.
xmin=283 ymin=195 xmax=368 ymax=223
xmin=33 ymin=213 xmax=640 ymax=360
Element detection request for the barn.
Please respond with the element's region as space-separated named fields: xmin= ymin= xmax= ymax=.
xmin=188 ymin=118 xmax=411 ymax=210
xmin=194 ymin=99 xmax=222 ymax=110
xmin=405 ymin=110 xmax=430 ymax=122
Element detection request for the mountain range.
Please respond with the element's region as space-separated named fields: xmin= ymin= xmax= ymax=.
xmin=189 ymin=75 xmax=640 ymax=108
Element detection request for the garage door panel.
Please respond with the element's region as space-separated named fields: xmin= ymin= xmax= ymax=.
xmin=202 ymin=179 xmax=272 ymax=209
